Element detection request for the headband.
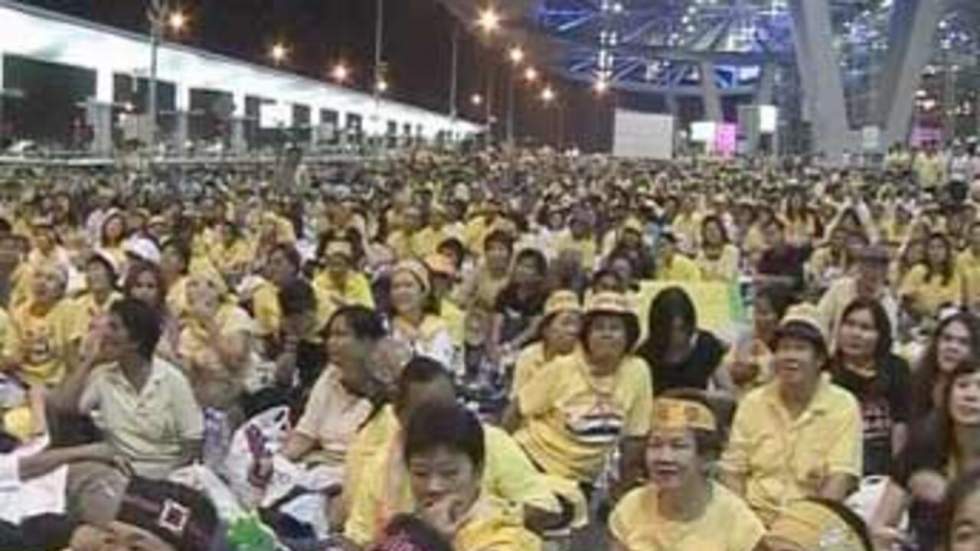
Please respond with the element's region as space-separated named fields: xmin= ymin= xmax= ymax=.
xmin=652 ymin=398 xmax=717 ymax=432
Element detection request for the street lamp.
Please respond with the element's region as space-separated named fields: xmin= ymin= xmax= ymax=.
xmin=541 ymin=86 xmax=555 ymax=103
xmin=332 ymin=63 xmax=350 ymax=84
xmin=594 ymin=78 xmax=609 ymax=94
xmin=270 ymin=43 xmax=289 ymax=65
xmin=477 ymin=7 xmax=500 ymax=33
xmin=524 ymin=67 xmax=538 ymax=82
xmin=505 ymin=46 xmax=526 ymax=145
xmin=471 ymin=94 xmax=484 ymax=106
xmin=508 ymin=46 xmax=525 ymax=65
xmin=376 ymin=80 xmax=389 ymax=93
xmin=167 ymin=10 xmax=186 ymax=32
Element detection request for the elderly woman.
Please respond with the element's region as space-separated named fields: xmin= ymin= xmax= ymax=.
xmin=509 ymin=291 xmax=653 ymax=493
xmin=609 ymin=392 xmax=765 ymax=550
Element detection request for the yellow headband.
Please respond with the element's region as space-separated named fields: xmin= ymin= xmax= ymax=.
xmin=768 ymin=501 xmax=866 ymax=551
xmin=325 ymin=240 xmax=354 ymax=259
xmin=652 ymin=398 xmax=717 ymax=432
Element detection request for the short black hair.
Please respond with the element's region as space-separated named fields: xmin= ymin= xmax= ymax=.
xmin=86 ymin=253 xmax=119 ymax=287
xmin=110 ymin=298 xmax=162 ymax=359
xmin=278 ymin=278 xmax=317 ymax=317
xmin=514 ymin=248 xmax=548 ymax=275
xmin=403 ymin=401 xmax=485 ymax=473
xmin=394 ymin=356 xmax=454 ymax=412
xmin=271 ymin=243 xmax=302 ymax=272
xmin=325 ymin=305 xmax=386 ymax=341
xmin=483 ymin=229 xmax=514 ymax=255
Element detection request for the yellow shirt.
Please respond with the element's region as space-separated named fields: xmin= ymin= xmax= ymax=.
xmin=177 ymin=303 xmax=254 ymax=408
xmin=344 ymin=423 xmax=560 ymax=546
xmin=515 ymin=351 xmax=653 ymax=482
xmin=696 ymin=245 xmax=739 ymax=284
xmin=719 ymin=376 xmax=862 ymax=524
xmin=609 ymin=482 xmax=765 ymax=551
xmin=341 ymin=406 xmax=399 ymax=515
xmin=250 ymin=278 xmax=332 ymax=341
xmin=6 ymin=300 xmax=83 ymax=386
xmin=672 ymin=212 xmax=702 ymax=252
xmin=555 ymin=232 xmax=598 ymax=272
xmin=208 ymin=238 xmax=255 ymax=278
xmin=958 ymin=249 xmax=980 ymax=307
xmin=899 ymin=264 xmax=963 ymax=317
xmin=293 ymin=366 xmax=374 ymax=468
xmin=657 ymin=254 xmax=702 ymax=282
xmin=452 ymin=496 xmax=543 ymax=551
xmin=312 ymin=271 xmax=375 ymax=312
xmin=439 ymin=298 xmax=465 ymax=348
xmin=71 ymin=291 xmax=122 ymax=334
xmin=510 ymin=342 xmax=576 ymax=400
xmin=723 ymin=336 xmax=773 ymax=401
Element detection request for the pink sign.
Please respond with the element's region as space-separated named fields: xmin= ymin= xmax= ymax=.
xmin=714 ymin=123 xmax=737 ymax=157
xmin=910 ymin=126 xmax=943 ymax=148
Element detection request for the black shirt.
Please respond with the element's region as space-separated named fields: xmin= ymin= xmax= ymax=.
xmin=890 ymin=414 xmax=947 ymax=551
xmin=832 ymin=353 xmax=912 ymax=476
xmin=757 ymin=244 xmax=811 ymax=291
xmin=494 ymin=284 xmax=547 ymax=345
xmin=643 ymin=330 xmax=727 ymax=395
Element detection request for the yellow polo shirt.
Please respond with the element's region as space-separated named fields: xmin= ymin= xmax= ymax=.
xmin=958 ymin=249 xmax=980 ymax=307
xmin=899 ymin=264 xmax=963 ymax=317
xmin=344 ymin=423 xmax=560 ymax=546
xmin=656 ymin=254 xmax=702 ymax=282
xmin=6 ymin=300 xmax=84 ymax=386
xmin=341 ymin=405 xmax=399 ymax=516
xmin=696 ymin=245 xmax=739 ymax=284
xmin=452 ymin=495 xmax=543 ymax=551
xmin=719 ymin=376 xmax=862 ymax=524
xmin=293 ymin=366 xmax=373 ymax=468
xmin=609 ymin=482 xmax=765 ymax=551
xmin=312 ymin=271 xmax=375 ymax=311
xmin=510 ymin=342 xmax=576 ymax=400
xmin=251 ymin=278 xmax=331 ymax=340
xmin=71 ymin=291 xmax=122 ymax=334
xmin=514 ymin=351 xmax=653 ymax=483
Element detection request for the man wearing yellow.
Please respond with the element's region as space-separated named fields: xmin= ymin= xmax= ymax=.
xmin=720 ymin=304 xmax=862 ymax=525
xmin=655 ymin=232 xmax=702 ymax=282
xmin=3 ymin=262 xmax=83 ymax=386
xmin=609 ymin=393 xmax=765 ymax=550
xmin=391 ymin=401 xmax=542 ymax=551
xmin=313 ymin=237 xmax=375 ymax=312
xmin=345 ymin=357 xmax=572 ymax=548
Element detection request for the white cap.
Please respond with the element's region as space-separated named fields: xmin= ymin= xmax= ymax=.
xmin=123 ymin=237 xmax=161 ymax=265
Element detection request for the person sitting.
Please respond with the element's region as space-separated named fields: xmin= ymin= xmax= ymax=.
xmin=609 ymin=392 xmax=765 ymax=550
xmin=50 ymin=298 xmax=204 ymax=480
xmin=654 ymin=232 xmax=701 ymax=282
xmin=344 ymin=356 xmax=572 ymax=547
xmin=388 ymin=402 xmax=542 ymax=551
xmin=899 ymin=232 xmax=963 ymax=321
xmin=637 ymin=286 xmax=734 ymax=397
xmin=388 ymin=260 xmax=454 ymax=372
xmin=720 ymin=304 xmax=862 ymax=525
xmin=724 ymin=284 xmax=794 ymax=399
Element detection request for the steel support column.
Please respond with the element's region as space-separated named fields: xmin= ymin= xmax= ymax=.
xmin=877 ymin=0 xmax=947 ymax=148
xmin=700 ymin=61 xmax=723 ymax=122
xmin=756 ymin=62 xmax=776 ymax=106
xmin=789 ymin=0 xmax=850 ymax=161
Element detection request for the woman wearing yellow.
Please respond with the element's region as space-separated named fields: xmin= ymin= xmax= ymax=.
xmin=177 ymin=272 xmax=254 ymax=412
xmin=655 ymin=232 xmax=701 ymax=282
xmin=2 ymin=262 xmax=83 ymax=386
xmin=505 ymin=289 xmax=582 ymax=414
xmin=899 ymin=232 xmax=963 ymax=320
xmin=94 ymin=209 xmax=128 ymax=270
xmin=510 ymin=291 xmax=652 ymax=491
xmin=609 ymin=393 xmax=765 ymax=551
xmin=208 ymin=218 xmax=255 ymax=285
xmin=395 ymin=401 xmax=542 ymax=551
xmin=71 ymin=253 xmax=122 ymax=333
xmin=424 ymin=253 xmax=465 ymax=348
xmin=455 ymin=230 xmax=513 ymax=313
xmin=389 ymin=259 xmax=455 ymax=372
xmin=696 ymin=215 xmax=740 ymax=284
xmin=313 ymin=235 xmax=375 ymax=312
xmin=161 ymin=239 xmax=192 ymax=319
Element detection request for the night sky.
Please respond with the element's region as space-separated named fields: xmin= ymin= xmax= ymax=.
xmin=16 ymin=0 xmax=613 ymax=150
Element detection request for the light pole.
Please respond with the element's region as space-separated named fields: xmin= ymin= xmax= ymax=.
xmin=449 ymin=24 xmax=460 ymax=134
xmin=506 ymin=46 xmax=524 ymax=145
xmin=477 ymin=7 xmax=500 ymax=140
xmin=147 ymin=0 xmax=165 ymax=154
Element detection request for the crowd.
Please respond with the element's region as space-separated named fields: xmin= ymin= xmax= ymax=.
xmin=0 ymin=144 xmax=979 ymax=550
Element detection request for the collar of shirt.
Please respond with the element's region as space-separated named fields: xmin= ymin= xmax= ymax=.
xmin=103 ymin=360 xmax=166 ymax=399
xmin=761 ymin=373 xmax=835 ymax=426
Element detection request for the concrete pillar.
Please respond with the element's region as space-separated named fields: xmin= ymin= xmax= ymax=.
xmin=878 ymin=0 xmax=948 ymax=148
xmin=230 ymin=92 xmax=247 ymax=153
xmin=173 ymin=84 xmax=190 ymax=154
xmin=789 ymin=0 xmax=851 ymax=161
xmin=756 ymin=62 xmax=776 ymax=106
xmin=700 ymin=62 xmax=723 ymax=122
xmin=95 ymin=68 xmax=113 ymax=104
xmin=86 ymin=101 xmax=113 ymax=156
